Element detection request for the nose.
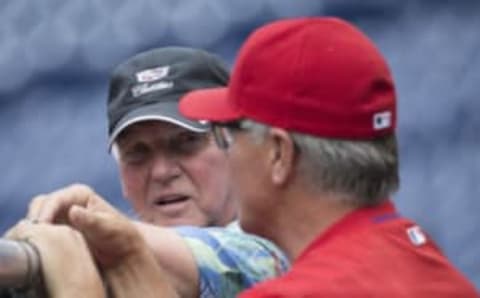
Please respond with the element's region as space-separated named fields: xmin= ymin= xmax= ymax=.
xmin=149 ymin=153 xmax=182 ymax=185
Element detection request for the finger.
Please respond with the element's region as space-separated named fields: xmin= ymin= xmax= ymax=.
xmin=69 ymin=206 xmax=118 ymax=242
xmin=4 ymin=221 xmax=24 ymax=239
xmin=27 ymin=194 xmax=49 ymax=221
xmin=4 ymin=220 xmax=39 ymax=240
xmin=54 ymin=184 xmax=117 ymax=216
xmin=33 ymin=184 xmax=94 ymax=223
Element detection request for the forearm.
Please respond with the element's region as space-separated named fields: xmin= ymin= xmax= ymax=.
xmin=133 ymin=222 xmax=199 ymax=298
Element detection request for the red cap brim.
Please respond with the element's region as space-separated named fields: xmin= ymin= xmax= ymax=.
xmin=179 ymin=87 xmax=242 ymax=122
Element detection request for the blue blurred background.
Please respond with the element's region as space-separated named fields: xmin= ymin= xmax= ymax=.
xmin=0 ymin=0 xmax=478 ymax=289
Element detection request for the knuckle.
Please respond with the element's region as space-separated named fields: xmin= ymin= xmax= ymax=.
xmin=29 ymin=194 xmax=47 ymax=208
xmin=69 ymin=183 xmax=93 ymax=195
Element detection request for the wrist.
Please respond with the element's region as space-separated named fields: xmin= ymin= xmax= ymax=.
xmin=105 ymin=247 xmax=179 ymax=298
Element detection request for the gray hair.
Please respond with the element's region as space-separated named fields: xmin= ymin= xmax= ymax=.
xmin=242 ymin=120 xmax=399 ymax=207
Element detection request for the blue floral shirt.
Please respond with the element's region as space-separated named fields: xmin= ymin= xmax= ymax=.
xmin=175 ymin=222 xmax=289 ymax=298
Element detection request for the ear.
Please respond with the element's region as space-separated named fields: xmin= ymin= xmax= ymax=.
xmin=268 ymin=128 xmax=297 ymax=186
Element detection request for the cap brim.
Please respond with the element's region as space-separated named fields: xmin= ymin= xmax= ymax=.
xmin=179 ymin=87 xmax=242 ymax=122
xmin=109 ymin=101 xmax=209 ymax=149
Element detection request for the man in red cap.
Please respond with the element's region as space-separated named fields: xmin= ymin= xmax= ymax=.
xmin=179 ymin=17 xmax=479 ymax=297
xmin=4 ymin=17 xmax=478 ymax=297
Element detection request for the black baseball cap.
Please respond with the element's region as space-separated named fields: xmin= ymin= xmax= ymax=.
xmin=107 ymin=46 xmax=229 ymax=149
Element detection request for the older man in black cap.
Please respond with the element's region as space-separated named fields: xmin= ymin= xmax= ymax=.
xmin=4 ymin=47 xmax=288 ymax=298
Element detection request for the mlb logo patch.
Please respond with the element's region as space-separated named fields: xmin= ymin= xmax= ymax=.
xmin=406 ymin=225 xmax=427 ymax=246
xmin=136 ymin=66 xmax=170 ymax=83
xmin=373 ymin=111 xmax=392 ymax=130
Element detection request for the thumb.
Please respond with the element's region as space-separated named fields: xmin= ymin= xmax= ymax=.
xmin=68 ymin=205 xmax=139 ymax=267
xmin=69 ymin=205 xmax=105 ymax=232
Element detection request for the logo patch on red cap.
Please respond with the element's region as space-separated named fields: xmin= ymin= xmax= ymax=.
xmin=373 ymin=111 xmax=392 ymax=130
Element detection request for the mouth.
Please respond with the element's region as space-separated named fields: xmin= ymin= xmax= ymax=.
xmin=154 ymin=194 xmax=190 ymax=206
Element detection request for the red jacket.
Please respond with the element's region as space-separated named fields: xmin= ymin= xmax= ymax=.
xmin=240 ymin=201 xmax=479 ymax=297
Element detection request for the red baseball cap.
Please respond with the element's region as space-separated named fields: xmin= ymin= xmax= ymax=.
xmin=180 ymin=17 xmax=396 ymax=139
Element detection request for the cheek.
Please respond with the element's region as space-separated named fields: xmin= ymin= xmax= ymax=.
xmin=119 ymin=165 xmax=147 ymax=205
xmin=184 ymin=149 xmax=230 ymax=204
xmin=229 ymin=147 xmax=269 ymax=215
xmin=229 ymin=150 xmax=258 ymax=197
xmin=234 ymin=159 xmax=268 ymax=235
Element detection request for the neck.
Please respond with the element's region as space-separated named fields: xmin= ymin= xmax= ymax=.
xmin=273 ymin=192 xmax=357 ymax=261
